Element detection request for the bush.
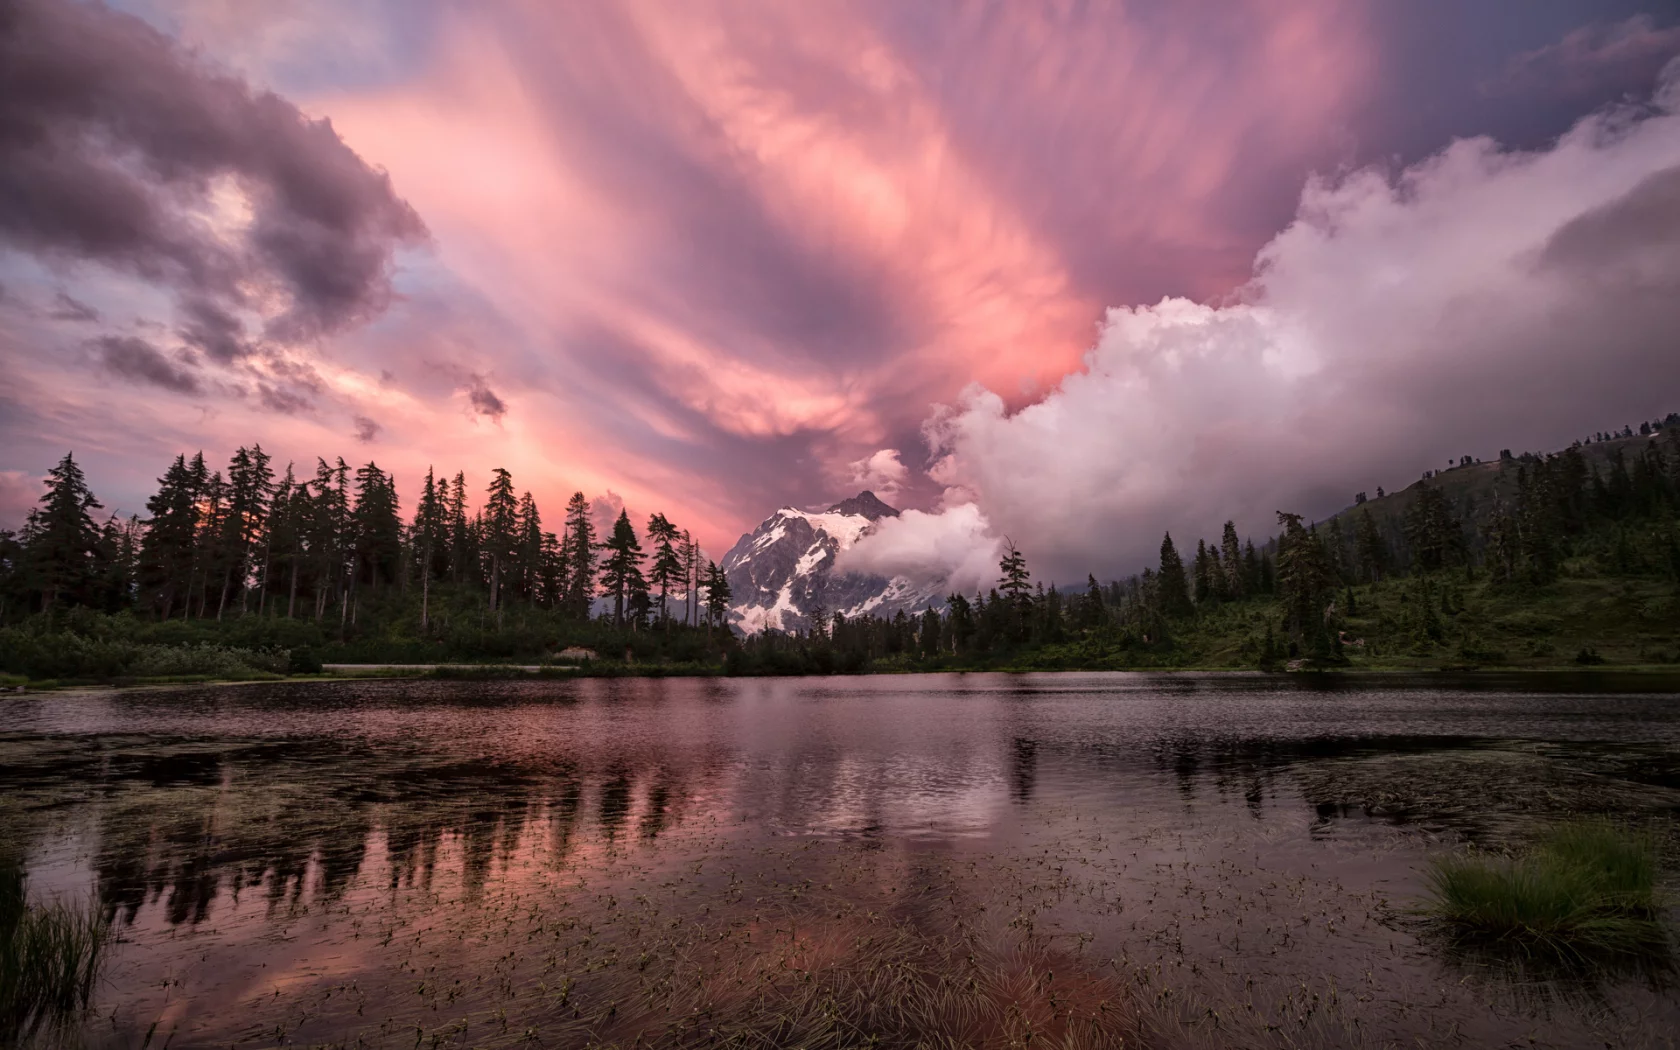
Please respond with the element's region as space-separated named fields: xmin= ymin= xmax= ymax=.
xmin=0 ymin=625 xmax=287 ymax=680
xmin=287 ymin=646 xmax=324 ymax=674
xmin=1424 ymin=821 xmax=1665 ymax=960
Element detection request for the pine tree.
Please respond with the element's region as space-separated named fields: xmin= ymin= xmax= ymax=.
xmin=215 ymin=445 xmax=274 ymax=619
xmin=702 ymin=559 xmax=731 ymax=637
xmin=1354 ymin=508 xmax=1389 ymax=583
xmin=516 ymin=491 xmax=543 ymax=602
xmin=352 ymin=463 xmax=402 ymax=596
xmin=266 ymin=465 xmax=303 ymax=618
xmin=447 ymin=472 xmax=471 ymax=584
xmin=95 ymin=513 xmax=141 ymax=612
xmin=598 ymin=510 xmax=646 ymax=628
xmin=919 ymin=607 xmax=942 ymax=657
xmin=562 ymin=492 xmax=596 ymax=619
xmin=1275 ymin=512 xmax=1335 ymax=654
xmin=1403 ymin=482 xmax=1462 ymax=573
xmin=1220 ymin=521 xmax=1244 ymax=600
xmin=139 ymin=454 xmax=203 ymax=619
xmin=679 ymin=530 xmax=699 ymax=627
xmin=189 ymin=457 xmax=224 ymax=617
xmin=414 ymin=468 xmax=445 ymax=629
xmin=1193 ymin=539 xmax=1212 ymax=604
xmin=1082 ymin=574 xmax=1105 ymax=629
xmin=646 ymin=512 xmax=683 ymax=628
xmin=23 ymin=453 xmax=106 ymax=611
xmin=482 ymin=468 xmax=519 ymax=613
xmin=1156 ymin=533 xmax=1193 ymax=618
xmin=308 ymin=458 xmax=350 ymax=621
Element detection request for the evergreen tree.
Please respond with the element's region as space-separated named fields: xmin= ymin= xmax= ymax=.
xmin=308 ymin=458 xmax=351 ymax=621
xmin=23 ymin=453 xmax=106 ymax=611
xmin=516 ymin=491 xmax=543 ymax=602
xmin=679 ymin=530 xmax=699 ymax=626
xmin=139 ymin=454 xmax=203 ymax=619
xmin=919 ymin=607 xmax=942 ymax=657
xmin=266 ymin=464 xmax=303 ymax=618
xmin=997 ymin=541 xmax=1032 ymax=644
xmin=414 ymin=467 xmax=445 ymax=629
xmin=562 ymin=492 xmax=596 ymax=618
xmin=702 ymin=559 xmax=732 ymax=637
xmin=1403 ymin=482 xmax=1463 ymax=572
xmin=96 ymin=513 xmax=142 ymax=612
xmin=998 ymin=541 xmax=1031 ymax=604
xmin=482 ymin=468 xmax=519 ymax=612
xmin=1220 ymin=521 xmax=1244 ymax=599
xmin=1156 ymin=532 xmax=1193 ymax=618
xmin=1275 ymin=512 xmax=1335 ymax=655
xmin=1193 ymin=539 xmax=1213 ymax=604
xmin=1354 ymin=508 xmax=1389 ymax=583
xmin=1081 ymin=573 xmax=1105 ymax=629
xmin=599 ymin=510 xmax=647 ymax=628
xmin=351 ymin=463 xmax=402 ymax=595
xmin=945 ymin=592 xmax=974 ymax=653
xmin=646 ymin=512 xmax=683 ymax=628
xmin=447 ymin=472 xmax=472 ymax=584
xmin=214 ymin=445 xmax=274 ymax=618
xmin=191 ymin=462 xmax=227 ymax=618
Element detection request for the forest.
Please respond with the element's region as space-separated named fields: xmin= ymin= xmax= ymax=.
xmin=2 ymin=414 xmax=1679 ymax=683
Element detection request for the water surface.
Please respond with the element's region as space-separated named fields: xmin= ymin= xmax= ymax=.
xmin=4 ymin=672 xmax=1678 ymax=1047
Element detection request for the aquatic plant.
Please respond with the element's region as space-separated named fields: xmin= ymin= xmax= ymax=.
xmin=0 ymin=858 xmax=112 ymax=1042
xmin=1424 ymin=821 xmax=1667 ymax=960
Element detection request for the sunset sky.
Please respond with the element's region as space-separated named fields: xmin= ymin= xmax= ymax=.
xmin=4 ymin=0 xmax=1680 ymax=579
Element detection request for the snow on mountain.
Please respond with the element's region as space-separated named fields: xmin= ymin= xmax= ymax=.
xmin=721 ymin=491 xmax=943 ymax=634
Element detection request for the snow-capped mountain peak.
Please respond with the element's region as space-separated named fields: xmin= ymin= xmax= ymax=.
xmin=721 ymin=491 xmax=936 ymax=634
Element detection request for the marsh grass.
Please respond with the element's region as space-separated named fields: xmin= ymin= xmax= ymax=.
xmin=1424 ymin=821 xmax=1669 ymax=963
xmin=0 ymin=859 xmax=112 ymax=1042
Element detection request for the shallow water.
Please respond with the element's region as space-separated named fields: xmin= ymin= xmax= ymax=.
xmin=3 ymin=672 xmax=1679 ymax=1048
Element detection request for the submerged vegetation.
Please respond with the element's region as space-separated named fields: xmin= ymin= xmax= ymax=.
xmin=0 ymin=857 xmax=111 ymax=1042
xmin=1 ymin=416 xmax=1678 ymax=681
xmin=1424 ymin=822 xmax=1669 ymax=963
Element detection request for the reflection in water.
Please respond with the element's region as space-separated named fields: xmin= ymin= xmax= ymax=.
xmin=1 ymin=673 xmax=1678 ymax=1048
xmin=1009 ymin=737 xmax=1036 ymax=802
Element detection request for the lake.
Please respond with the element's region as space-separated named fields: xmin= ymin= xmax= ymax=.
xmin=4 ymin=672 xmax=1679 ymax=1048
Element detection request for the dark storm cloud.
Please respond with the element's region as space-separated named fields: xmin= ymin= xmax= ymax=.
xmin=0 ymin=0 xmax=427 ymax=341
xmin=1490 ymin=16 xmax=1680 ymax=101
xmin=93 ymin=334 xmax=202 ymax=394
xmin=257 ymin=383 xmax=312 ymax=415
xmin=1538 ymin=164 xmax=1680 ymax=277
xmin=465 ymin=375 xmax=506 ymax=420
xmin=178 ymin=297 xmax=251 ymax=362
xmin=50 ymin=292 xmax=99 ymax=322
xmin=353 ymin=415 xmax=381 ymax=443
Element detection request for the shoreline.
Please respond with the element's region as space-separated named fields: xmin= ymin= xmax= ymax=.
xmin=7 ymin=662 xmax=1680 ymax=693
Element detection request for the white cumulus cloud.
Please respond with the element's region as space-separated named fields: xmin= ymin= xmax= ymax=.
xmin=846 ymin=448 xmax=910 ymax=500
xmin=850 ymin=64 xmax=1680 ymax=585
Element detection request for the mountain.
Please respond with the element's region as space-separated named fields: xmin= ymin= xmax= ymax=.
xmin=721 ymin=491 xmax=940 ymax=634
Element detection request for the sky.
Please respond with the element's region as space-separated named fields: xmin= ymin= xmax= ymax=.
xmin=3 ymin=0 xmax=1680 ymax=582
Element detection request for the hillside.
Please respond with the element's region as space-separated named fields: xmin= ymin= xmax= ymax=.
xmin=1321 ymin=426 xmax=1675 ymax=572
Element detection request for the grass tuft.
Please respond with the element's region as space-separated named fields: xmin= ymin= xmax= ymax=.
xmin=1424 ymin=820 xmax=1667 ymax=961
xmin=0 ymin=858 xmax=112 ymax=1042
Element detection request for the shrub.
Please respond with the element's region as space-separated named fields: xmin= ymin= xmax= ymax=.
xmin=1424 ymin=821 xmax=1665 ymax=960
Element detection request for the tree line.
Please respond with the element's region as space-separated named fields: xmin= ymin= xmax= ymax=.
xmin=4 ymin=415 xmax=1677 ymax=676
xmin=0 ymin=448 xmax=734 ymax=635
